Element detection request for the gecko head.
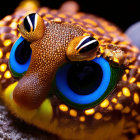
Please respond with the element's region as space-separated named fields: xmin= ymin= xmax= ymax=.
xmin=5 ymin=11 xmax=140 ymax=140
xmin=9 ymin=13 xmax=99 ymax=109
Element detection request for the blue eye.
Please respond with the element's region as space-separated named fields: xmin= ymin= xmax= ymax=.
xmin=9 ymin=36 xmax=32 ymax=77
xmin=55 ymin=57 xmax=123 ymax=109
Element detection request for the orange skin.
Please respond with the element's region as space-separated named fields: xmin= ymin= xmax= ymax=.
xmin=14 ymin=21 xmax=85 ymax=109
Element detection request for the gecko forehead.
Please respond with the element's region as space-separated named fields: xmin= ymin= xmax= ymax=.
xmin=41 ymin=21 xmax=84 ymax=49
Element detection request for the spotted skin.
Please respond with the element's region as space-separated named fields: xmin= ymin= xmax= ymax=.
xmin=0 ymin=1 xmax=140 ymax=140
xmin=14 ymin=21 xmax=84 ymax=109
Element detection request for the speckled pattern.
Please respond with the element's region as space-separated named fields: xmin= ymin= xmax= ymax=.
xmin=0 ymin=1 xmax=140 ymax=140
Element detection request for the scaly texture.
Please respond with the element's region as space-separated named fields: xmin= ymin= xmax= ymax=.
xmin=0 ymin=1 xmax=139 ymax=140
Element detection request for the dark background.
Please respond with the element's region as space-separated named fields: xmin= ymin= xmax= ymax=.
xmin=0 ymin=0 xmax=140 ymax=31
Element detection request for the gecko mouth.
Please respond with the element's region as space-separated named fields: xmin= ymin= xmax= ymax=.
xmin=2 ymin=82 xmax=53 ymax=125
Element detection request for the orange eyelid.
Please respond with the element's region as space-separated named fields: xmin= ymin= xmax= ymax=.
xmin=18 ymin=13 xmax=45 ymax=42
xmin=66 ymin=35 xmax=98 ymax=62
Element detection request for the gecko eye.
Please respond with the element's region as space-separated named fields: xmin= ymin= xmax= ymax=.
xmin=66 ymin=36 xmax=99 ymax=62
xmin=56 ymin=57 xmax=123 ymax=109
xmin=24 ymin=13 xmax=37 ymax=32
xmin=9 ymin=36 xmax=32 ymax=77
xmin=18 ymin=13 xmax=45 ymax=42
xmin=76 ymin=36 xmax=99 ymax=53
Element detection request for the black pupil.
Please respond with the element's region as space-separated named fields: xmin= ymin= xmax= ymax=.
xmin=24 ymin=14 xmax=35 ymax=32
xmin=67 ymin=61 xmax=103 ymax=95
xmin=24 ymin=17 xmax=30 ymax=32
xmin=15 ymin=40 xmax=31 ymax=64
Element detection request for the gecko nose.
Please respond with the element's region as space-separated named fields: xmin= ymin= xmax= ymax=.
xmin=13 ymin=73 xmax=48 ymax=109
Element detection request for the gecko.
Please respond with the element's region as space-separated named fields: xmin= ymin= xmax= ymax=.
xmin=0 ymin=1 xmax=139 ymax=140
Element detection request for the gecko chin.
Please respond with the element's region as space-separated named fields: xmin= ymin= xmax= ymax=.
xmin=3 ymin=82 xmax=54 ymax=131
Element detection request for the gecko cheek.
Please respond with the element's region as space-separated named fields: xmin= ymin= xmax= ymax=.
xmin=66 ymin=36 xmax=99 ymax=61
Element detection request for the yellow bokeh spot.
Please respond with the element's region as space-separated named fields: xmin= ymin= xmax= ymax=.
xmin=117 ymin=91 xmax=122 ymax=97
xmin=129 ymin=65 xmax=137 ymax=69
xmin=0 ymin=75 xmax=2 ymax=79
xmin=122 ymin=106 xmax=130 ymax=113
xmin=94 ymin=112 xmax=102 ymax=120
xmin=11 ymin=30 xmax=17 ymax=36
xmin=125 ymin=69 xmax=129 ymax=74
xmin=0 ymin=21 xmax=4 ymax=27
xmin=137 ymin=82 xmax=140 ymax=88
xmin=59 ymin=104 xmax=68 ymax=112
xmin=3 ymin=39 xmax=12 ymax=47
xmin=4 ymin=70 xmax=11 ymax=79
xmin=115 ymin=103 xmax=123 ymax=110
xmin=100 ymin=99 xmax=109 ymax=108
xmin=122 ymin=87 xmax=131 ymax=97
xmin=113 ymin=57 xmax=119 ymax=63
xmin=96 ymin=27 xmax=105 ymax=34
xmin=138 ymin=68 xmax=140 ymax=74
xmin=129 ymin=77 xmax=136 ymax=84
xmin=107 ymin=105 xmax=113 ymax=111
xmin=17 ymin=0 xmax=39 ymax=12
xmin=83 ymin=33 xmax=90 ymax=36
xmin=83 ymin=19 xmax=97 ymax=26
xmin=111 ymin=98 xmax=117 ymax=103
xmin=58 ymin=14 xmax=66 ymax=18
xmin=84 ymin=108 xmax=95 ymax=115
xmin=134 ymin=93 xmax=139 ymax=104
xmin=130 ymin=46 xmax=139 ymax=53
xmin=6 ymin=52 xmax=10 ymax=59
xmin=53 ymin=18 xmax=62 ymax=23
xmin=79 ymin=116 xmax=85 ymax=122
xmin=69 ymin=109 xmax=77 ymax=117
xmin=122 ymin=74 xmax=127 ymax=81
xmin=10 ymin=22 xmax=17 ymax=29
xmin=99 ymin=46 xmax=104 ymax=53
xmin=73 ymin=14 xmax=81 ymax=19
xmin=0 ymin=49 xmax=3 ymax=58
xmin=46 ymin=14 xmax=53 ymax=18
xmin=0 ymin=64 xmax=7 ymax=72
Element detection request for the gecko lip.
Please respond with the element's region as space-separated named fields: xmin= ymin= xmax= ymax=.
xmin=3 ymin=82 xmax=53 ymax=123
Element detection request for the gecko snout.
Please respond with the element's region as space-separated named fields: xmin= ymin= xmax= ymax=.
xmin=10 ymin=13 xmax=100 ymax=109
xmin=11 ymin=35 xmax=99 ymax=109
xmin=13 ymin=73 xmax=48 ymax=109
